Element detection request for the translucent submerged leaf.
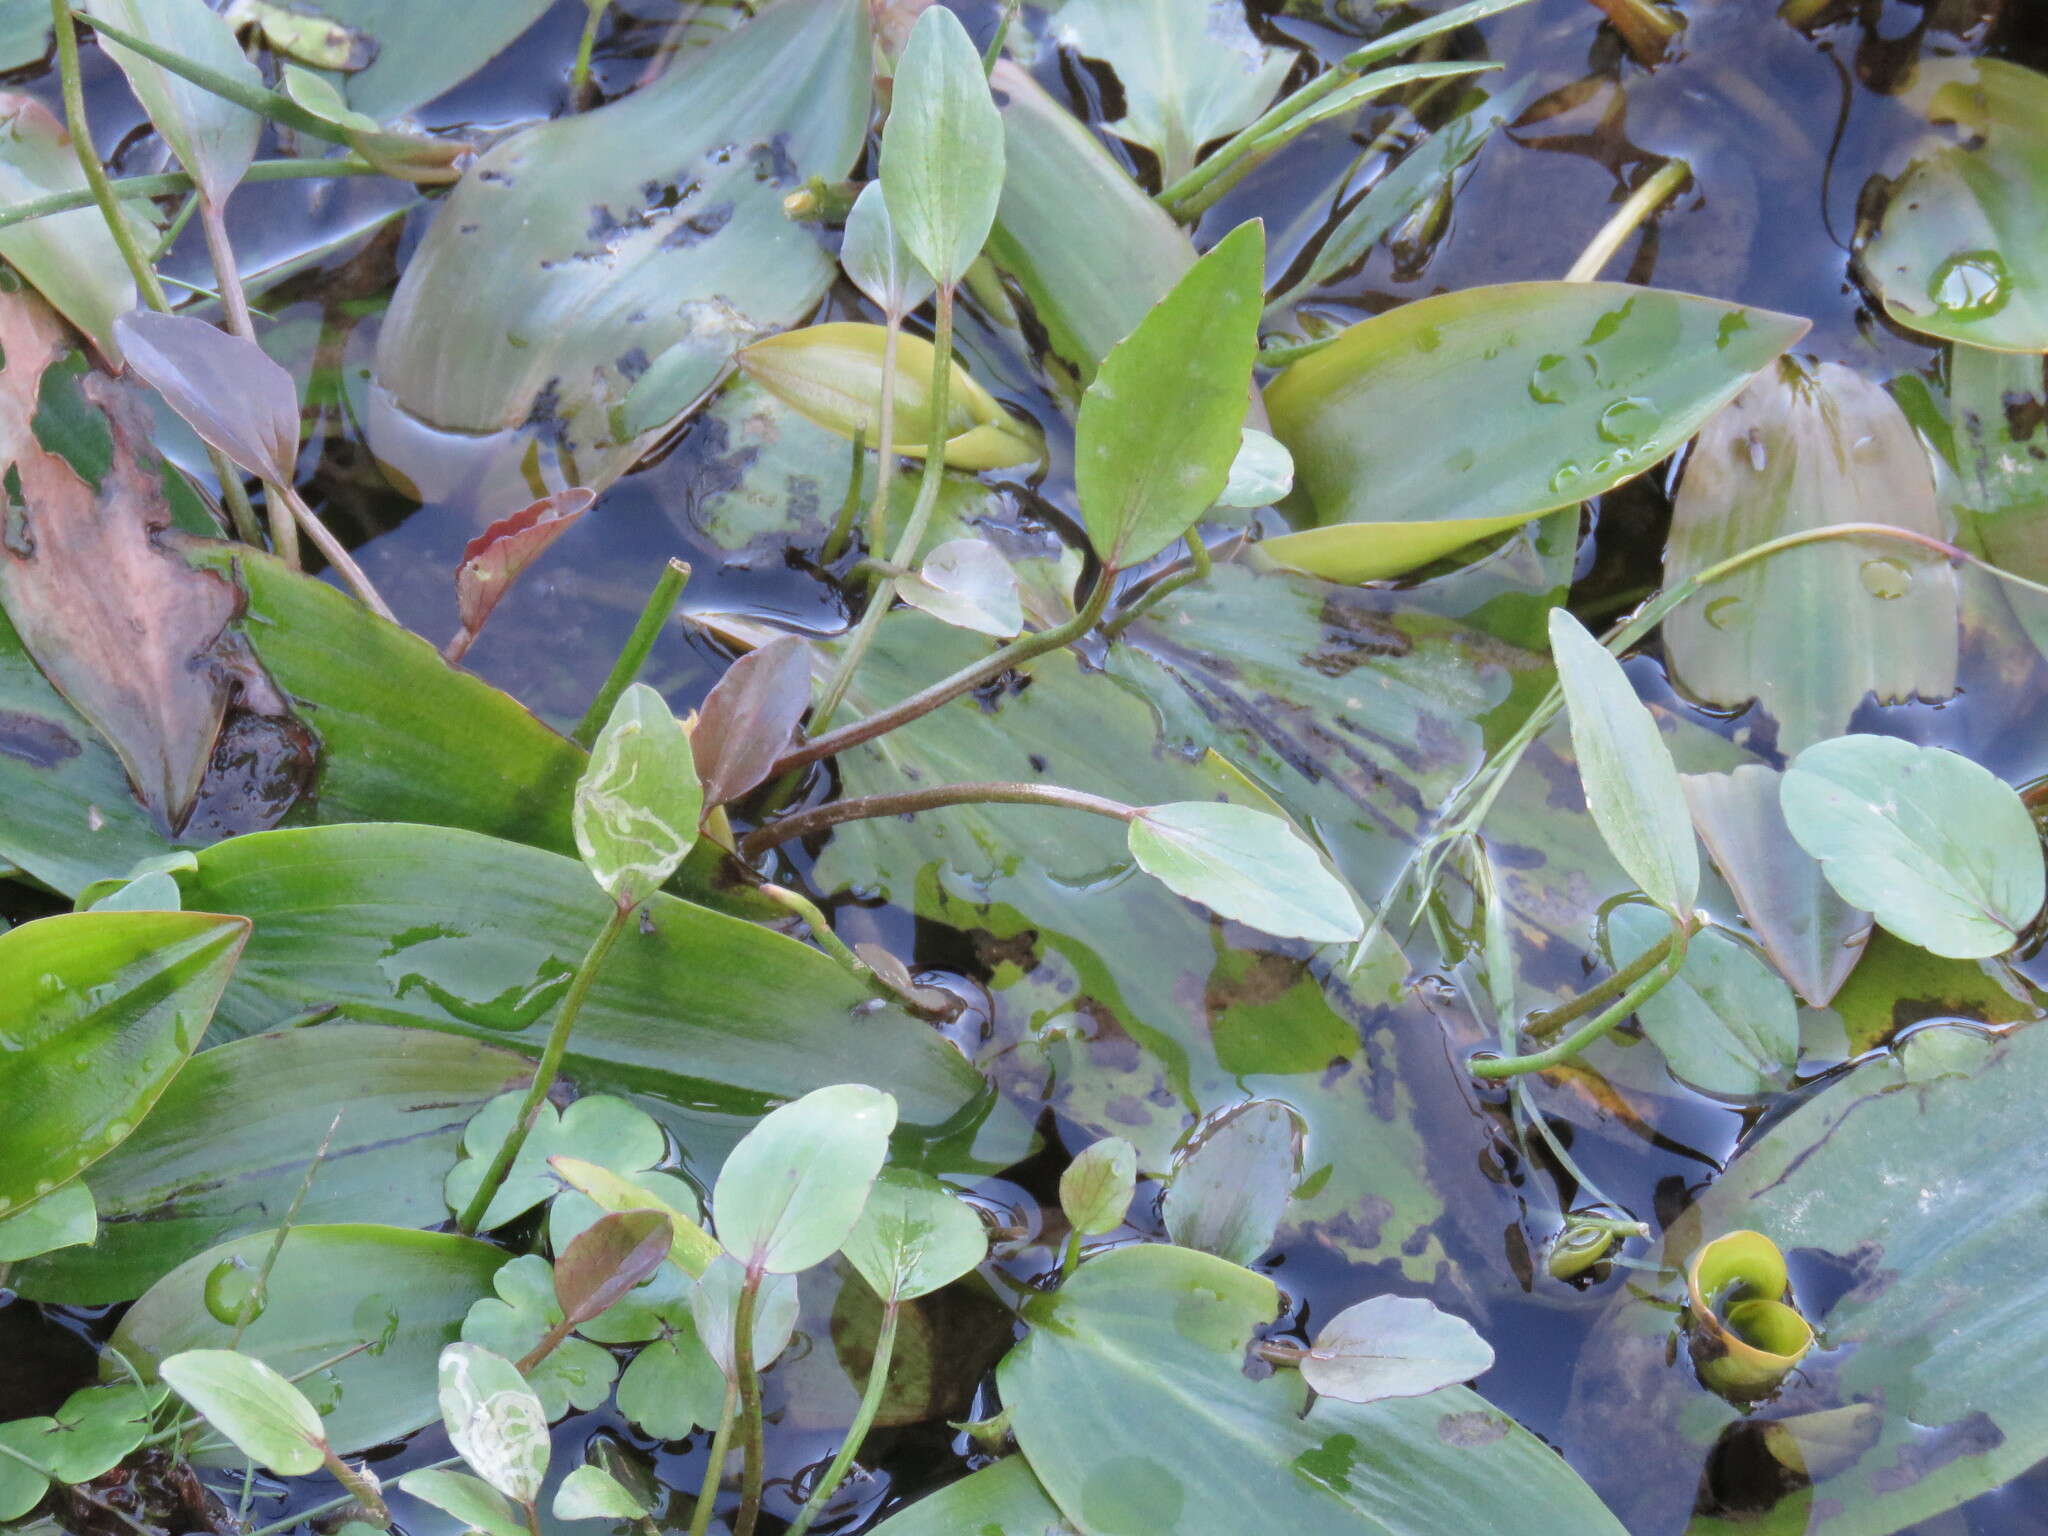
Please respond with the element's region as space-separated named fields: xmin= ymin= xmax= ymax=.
xmin=1161 ymin=1099 xmax=1303 ymax=1266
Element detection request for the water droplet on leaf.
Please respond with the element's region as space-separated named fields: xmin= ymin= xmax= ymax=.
xmin=204 ymin=1258 xmax=264 ymax=1325
xmin=1528 ymin=355 xmax=1573 ymax=405
xmin=1928 ymin=250 xmax=2010 ymax=320
xmin=1860 ymin=557 xmax=1912 ymax=599
xmin=1705 ymin=595 xmax=1744 ymax=630
xmin=1597 ymin=397 xmax=1655 ymax=445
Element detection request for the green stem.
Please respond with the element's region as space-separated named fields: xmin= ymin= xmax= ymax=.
xmin=0 ymin=156 xmax=380 ymax=233
xmin=1102 ymin=533 xmax=1211 ymax=640
xmin=740 ymin=781 xmax=1136 ymax=861
xmin=982 ymin=0 xmax=1019 ymax=73
xmin=574 ymin=560 xmax=691 ymax=747
xmin=457 ymin=903 xmax=633 ymax=1234
xmin=1060 ymin=1229 xmax=1083 ymax=1281
xmin=570 ymin=0 xmax=609 ymax=104
xmin=241 ymin=1458 xmax=459 ymax=1536
xmin=229 ymin=1112 xmax=339 ymax=1349
xmin=866 ymin=315 xmax=903 ymax=555
xmin=146 ymin=190 xmax=199 ymax=261
xmin=811 ymin=284 xmax=957 ymax=731
xmin=1522 ymin=927 xmax=1677 ymax=1041
xmin=688 ymin=1384 xmax=739 ymax=1536
xmin=275 ymin=481 xmax=392 ymax=618
xmin=786 ymin=1301 xmax=900 ymax=1536
xmin=1471 ymin=922 xmax=1689 ymax=1078
xmin=53 ymin=0 xmax=165 ymax=311
xmin=320 ymin=1447 xmax=391 ymax=1527
xmin=734 ymin=1270 xmax=767 ymax=1536
xmin=820 ymin=427 xmax=868 ymax=565
xmin=1564 ymin=158 xmax=1692 ymax=283
xmin=765 ymin=567 xmax=1115 ymax=780
xmin=757 ymin=882 xmax=866 ymax=974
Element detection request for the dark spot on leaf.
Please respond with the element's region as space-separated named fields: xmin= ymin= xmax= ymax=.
xmin=1027 ymin=752 xmax=1048 ymax=773
xmin=3 ymin=463 xmax=30 ymax=557
xmin=2003 ymin=388 xmax=2047 ymax=443
xmin=661 ymin=203 xmax=734 ymax=250
xmin=748 ymin=136 xmax=798 ymax=186
xmin=617 ymin=347 xmax=652 ymax=382
xmin=0 ymin=709 xmax=78 ymax=767
xmin=1869 ymin=1412 xmax=2002 ymax=1492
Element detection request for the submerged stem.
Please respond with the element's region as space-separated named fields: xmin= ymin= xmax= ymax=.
xmin=734 ymin=1271 xmax=767 ymax=1536
xmin=1471 ymin=920 xmax=1689 ymax=1079
xmin=570 ymin=0 xmax=609 ymax=105
xmin=275 ymin=481 xmax=391 ymax=618
xmin=0 ymin=156 xmax=380 ymax=233
xmin=740 ymin=781 xmax=1136 ymax=861
xmin=456 ymin=902 xmax=633 ymax=1234
xmin=1522 ymin=927 xmax=1678 ymax=1041
xmin=1564 ymin=158 xmax=1692 ymax=283
xmin=786 ymin=1301 xmax=900 ymax=1536
xmin=574 ymin=560 xmax=691 ymax=747
xmin=319 ymin=1448 xmax=390 ymax=1528
xmin=866 ymin=315 xmax=903 ymax=555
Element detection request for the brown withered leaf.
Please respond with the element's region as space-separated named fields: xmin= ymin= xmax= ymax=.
xmin=0 ymin=287 xmax=264 ymax=832
xmin=446 ymin=487 xmax=593 ymax=662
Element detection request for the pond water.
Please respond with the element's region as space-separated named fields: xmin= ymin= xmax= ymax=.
xmin=7 ymin=0 xmax=2048 ymax=1532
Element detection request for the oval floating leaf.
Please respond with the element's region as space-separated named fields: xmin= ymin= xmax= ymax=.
xmin=842 ymin=1167 xmax=988 ymax=1303
xmin=1076 ymin=220 xmax=1265 ymax=569
xmin=113 ymin=308 xmax=300 ymax=486
xmin=711 ymin=1083 xmax=898 ymax=1273
xmin=690 ymin=1256 xmax=800 ymax=1377
xmin=1058 ymin=1136 xmax=1137 ymax=1239
xmin=438 ymin=1343 xmax=549 ymax=1506
xmin=693 ymin=634 xmax=814 ymax=812
xmin=1604 ymin=903 xmax=1798 ymax=1097
xmin=1780 ymin=734 xmax=2044 ymax=958
xmin=1161 ymin=1099 xmax=1304 ymax=1266
xmin=1127 ymin=800 xmax=1363 ymax=944
xmin=1548 ymin=608 xmax=1699 ymax=920
xmin=840 ymin=181 xmax=935 ymax=320
xmin=1261 ymin=283 xmax=1807 ymax=581
xmin=879 ymin=5 xmax=1004 ymax=288
xmin=574 ymin=682 xmax=702 ymax=908
xmin=0 ymin=909 xmax=247 ymax=1219
xmin=160 ymin=1350 xmax=327 ymax=1477
xmin=900 ymin=538 xmax=1023 ymax=638
xmin=1299 ymin=1296 xmax=1495 ymax=1404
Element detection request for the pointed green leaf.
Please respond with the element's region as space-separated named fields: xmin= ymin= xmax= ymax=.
xmin=1605 ymin=903 xmax=1799 ymax=1097
xmin=879 ymin=5 xmax=1003 ymax=288
xmin=1300 ymin=1296 xmax=1495 ymax=1404
xmin=574 ymin=682 xmax=702 ymax=907
xmin=842 ymin=1168 xmax=988 ymax=1303
xmin=1216 ymin=428 xmax=1293 ymax=511
xmin=160 ymin=1350 xmax=327 ymax=1477
xmin=1058 ymin=1137 xmax=1136 ymax=1238
xmin=1161 ymin=1099 xmax=1303 ymax=1266
xmin=1127 ymin=800 xmax=1363 ymax=944
xmin=1781 ymin=734 xmax=2044 ymax=959
xmin=80 ymin=0 xmax=260 ymax=204
xmin=1076 ymin=221 xmax=1264 ymax=568
xmin=711 ymin=1083 xmax=897 ymax=1273
xmin=400 ymin=1468 xmax=526 ymax=1536
xmin=0 ymin=1180 xmax=95 ymax=1262
xmin=553 ymin=1210 xmax=672 ymax=1331
xmin=114 ymin=308 xmax=300 ymax=485
xmin=553 ymin=1465 xmax=648 ymax=1522
xmin=1547 ymin=608 xmax=1698 ymax=920
xmin=840 ymin=180 xmax=935 ymax=320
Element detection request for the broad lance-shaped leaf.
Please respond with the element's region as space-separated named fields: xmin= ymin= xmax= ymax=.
xmin=692 ymin=634 xmax=812 ymax=813
xmin=401 ymin=1469 xmax=525 ymax=1536
xmin=1051 ymin=0 xmax=1290 ymax=186
xmin=553 ymin=1465 xmax=648 ymax=1522
xmin=1548 ymin=608 xmax=1698 ymax=920
xmin=554 ymin=1210 xmax=672 ymax=1331
xmin=370 ymin=0 xmax=870 ymax=505
xmin=840 ymin=180 xmax=934 ymax=320
xmin=451 ymin=488 xmax=593 ymax=659
xmin=1604 ymin=902 xmax=1797 ymax=1098
xmin=1128 ymin=800 xmax=1363 ymax=945
xmin=160 ymin=1350 xmax=327 ymax=1477
xmin=1299 ymin=1296 xmax=1495 ymax=1405
xmin=711 ymin=1083 xmax=897 ymax=1273
xmin=114 ymin=308 xmax=299 ymax=485
xmin=899 ymin=538 xmax=1022 ymax=639
xmin=1859 ymin=59 xmax=2048 ymax=352
xmin=842 ymin=1167 xmax=988 ymax=1303
xmin=1662 ymin=359 xmax=1956 ymax=752
xmin=1260 ymin=283 xmax=1807 ymax=581
xmin=0 ymin=910 xmax=246 ymax=1220
xmin=574 ymin=683 xmax=702 ymax=907
xmin=1161 ymin=1099 xmax=1302 ymax=1267
xmin=0 ymin=95 xmax=147 ymax=362
xmin=1000 ymin=1244 xmax=1628 ymax=1536
xmin=1077 ymin=220 xmax=1264 ymax=569
xmin=1059 ymin=1137 xmax=1137 ymax=1238
xmin=1780 ymin=734 xmax=2044 ymax=959
xmin=82 ymin=0 xmax=260 ymax=205
xmin=880 ymin=5 xmax=1003 ymax=288
xmin=438 ymin=1344 xmax=548 ymax=1506
xmin=735 ymin=322 xmax=1039 ymax=470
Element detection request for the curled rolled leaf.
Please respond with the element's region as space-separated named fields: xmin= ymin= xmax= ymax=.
xmin=1684 ymin=1229 xmax=1813 ymax=1400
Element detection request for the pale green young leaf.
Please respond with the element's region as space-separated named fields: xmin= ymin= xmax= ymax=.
xmin=1215 ymin=428 xmax=1294 ymax=511
xmin=1076 ymin=220 xmax=1264 ymax=568
xmin=399 ymin=1468 xmax=526 ymax=1536
xmin=879 ymin=5 xmax=1003 ymax=287
xmin=437 ymin=1343 xmax=549 ymax=1506
xmin=711 ymin=1083 xmax=897 ymax=1273
xmin=900 ymin=538 xmax=1023 ymax=638
xmin=840 ymin=180 xmax=935 ymax=319
xmin=1127 ymin=800 xmax=1363 ymax=944
xmin=554 ymin=1464 xmax=649 ymax=1522
xmin=1300 ymin=1296 xmax=1495 ymax=1404
xmin=1781 ymin=734 xmax=2045 ymax=959
xmin=1547 ymin=608 xmax=1699 ymax=920
xmin=573 ymin=682 xmax=702 ymax=907
xmin=159 ymin=1349 xmax=327 ymax=1477
xmin=1059 ymin=1137 xmax=1136 ymax=1237
xmin=1605 ymin=904 xmax=1798 ymax=1098
xmin=690 ymin=1256 xmax=800 ymax=1377
xmin=842 ymin=1167 xmax=988 ymax=1303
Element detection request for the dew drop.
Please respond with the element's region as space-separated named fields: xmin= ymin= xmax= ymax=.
xmin=1549 ymin=461 xmax=1584 ymax=494
xmin=204 ymin=1258 xmax=264 ymax=1326
xmin=1597 ymin=397 xmax=1656 ymax=445
xmin=1528 ymin=354 xmax=1573 ymax=405
xmin=1860 ymin=558 xmax=1912 ymax=599
xmin=1743 ymin=429 xmax=1769 ymax=472
xmin=1704 ymin=595 xmax=1744 ymax=630
xmin=1929 ymin=250 xmax=2010 ymax=320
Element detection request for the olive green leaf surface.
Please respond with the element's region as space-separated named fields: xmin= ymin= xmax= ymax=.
xmin=111 ymin=1224 xmax=505 ymax=1457
xmin=10 ymin=1024 xmax=526 ymax=1304
xmin=867 ymin=1456 xmax=1073 ymax=1535
xmin=1603 ymin=903 xmax=1797 ymax=1097
xmin=400 ymin=1469 xmax=525 ymax=1536
xmin=553 ymin=1464 xmax=649 ymax=1522
xmin=0 ymin=909 xmax=247 ymax=1220
xmin=1568 ymin=1024 xmax=2048 ymax=1536
xmin=1059 ymin=1137 xmax=1137 ymax=1239
xmin=172 ymin=822 xmax=981 ymax=1129
xmin=1160 ymin=1099 xmax=1303 ymax=1267
xmin=1952 ymin=345 xmax=2048 ymax=660
xmin=1260 ymin=284 xmax=1807 ymax=580
xmin=371 ymin=0 xmax=871 ymax=503
xmin=1662 ymin=360 xmax=1957 ymax=752
xmin=1859 ymin=60 xmax=2048 ymax=352
xmin=999 ymin=1244 xmax=1626 ymax=1535
xmin=0 ymin=1181 xmax=95 ymax=1262
xmin=1127 ymin=801 xmax=1361 ymax=945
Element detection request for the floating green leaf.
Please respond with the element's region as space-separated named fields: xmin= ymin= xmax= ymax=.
xmin=1299 ymin=1296 xmax=1495 ymax=1404
xmin=1160 ymin=1099 xmax=1303 ymax=1266
xmin=1781 ymin=734 xmax=2044 ymax=958
xmin=1058 ymin=1137 xmax=1137 ymax=1239
xmin=840 ymin=180 xmax=934 ymax=320
xmin=879 ymin=5 xmax=1003 ymax=289
xmin=553 ymin=1465 xmax=648 ymax=1522
xmin=1604 ymin=903 xmax=1799 ymax=1097
xmin=400 ymin=1468 xmax=526 ymax=1536
xmin=867 ymin=1457 xmax=1072 ymax=1535
xmin=1548 ymin=608 xmax=1698 ymax=920
xmin=1076 ymin=221 xmax=1264 ymax=569
xmin=1952 ymin=344 xmax=2048 ymax=662
xmin=574 ymin=683 xmax=702 ymax=908
xmin=0 ymin=1180 xmax=94 ymax=1262
xmin=900 ymin=538 xmax=1023 ymax=638
xmin=161 ymin=1350 xmax=327 ymax=1477
xmin=1128 ymin=800 xmax=1363 ymax=945
xmin=0 ymin=1381 xmax=162 ymax=1517
xmin=263 ymin=0 xmax=551 ymax=119
xmin=439 ymin=1344 xmax=549 ymax=1506
xmin=445 ymin=1092 xmax=665 ymax=1234
xmin=712 ymin=1083 xmax=897 ymax=1273
xmin=0 ymin=910 xmax=246 ymax=1220
xmin=1217 ymin=429 xmax=1294 ymax=511
xmin=690 ymin=1256 xmax=800 ymax=1377
xmin=843 ymin=1168 xmax=988 ymax=1304
xmin=1260 ymin=283 xmax=1807 ymax=580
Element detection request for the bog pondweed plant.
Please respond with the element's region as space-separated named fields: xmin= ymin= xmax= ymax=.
xmin=2 ymin=0 xmax=2048 ymax=1532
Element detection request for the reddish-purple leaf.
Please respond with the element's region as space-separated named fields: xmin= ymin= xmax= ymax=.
xmin=448 ymin=488 xmax=593 ymax=659
xmin=692 ymin=634 xmax=813 ymax=810
xmin=554 ymin=1209 xmax=673 ymax=1329
xmin=113 ymin=308 xmax=299 ymax=486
